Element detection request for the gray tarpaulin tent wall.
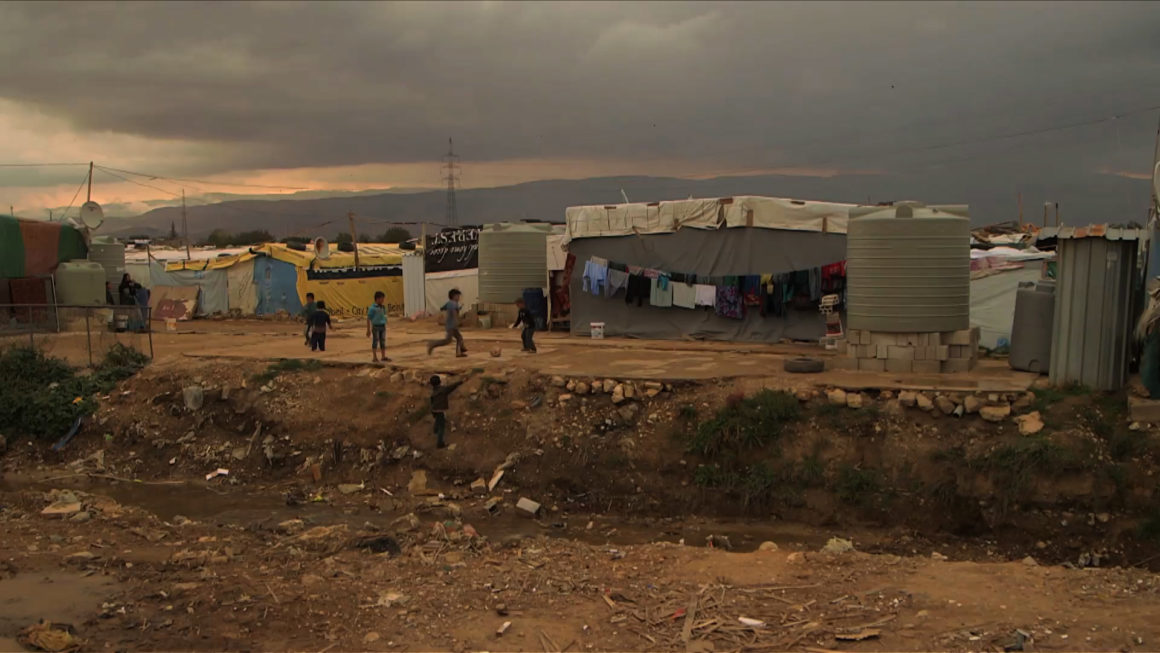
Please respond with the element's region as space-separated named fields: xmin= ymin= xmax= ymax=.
xmin=565 ymin=196 xmax=854 ymax=342
xmin=149 ymin=260 xmax=229 ymax=316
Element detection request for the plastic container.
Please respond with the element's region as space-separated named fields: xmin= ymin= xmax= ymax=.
xmin=590 ymin=322 xmax=605 ymax=339
xmin=54 ymin=260 xmax=106 ymax=306
xmin=1009 ymin=279 xmax=1055 ymax=373
xmin=847 ymin=202 xmax=970 ymax=332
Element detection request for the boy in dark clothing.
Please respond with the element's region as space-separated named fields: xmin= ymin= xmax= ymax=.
xmin=429 ymin=374 xmax=466 ymax=449
xmin=307 ymin=300 xmax=333 ymax=352
xmin=301 ymin=292 xmax=317 ymax=346
xmin=511 ymin=297 xmax=537 ymax=353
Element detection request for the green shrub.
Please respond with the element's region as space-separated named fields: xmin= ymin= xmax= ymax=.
xmin=687 ymin=390 xmax=799 ymax=456
xmin=0 ymin=345 xmax=148 ymax=440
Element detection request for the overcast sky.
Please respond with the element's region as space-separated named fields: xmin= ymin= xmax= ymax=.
xmin=1 ymin=1 xmax=1157 ymax=217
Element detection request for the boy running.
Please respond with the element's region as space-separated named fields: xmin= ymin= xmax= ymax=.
xmin=307 ymin=300 xmax=334 ymax=352
xmin=366 ymin=291 xmax=389 ymax=362
xmin=511 ymin=297 xmax=537 ymax=353
xmin=426 ymin=288 xmax=467 ymax=358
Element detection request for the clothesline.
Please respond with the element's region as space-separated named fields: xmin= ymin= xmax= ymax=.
xmin=581 ymin=257 xmax=846 ymax=320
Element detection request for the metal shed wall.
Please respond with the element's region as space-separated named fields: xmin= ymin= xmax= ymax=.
xmin=1049 ymin=237 xmax=1138 ymax=390
xmin=402 ymin=252 xmax=425 ymax=317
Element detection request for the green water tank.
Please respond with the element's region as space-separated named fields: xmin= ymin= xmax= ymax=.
xmin=846 ymin=201 xmax=971 ymax=333
xmin=55 ymin=259 xmax=107 ymax=306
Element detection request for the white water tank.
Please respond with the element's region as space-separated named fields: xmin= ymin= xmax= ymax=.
xmin=88 ymin=236 xmax=126 ymax=284
xmin=478 ymin=223 xmax=552 ymax=302
xmin=55 ymin=260 xmax=106 ymax=306
xmin=846 ymin=201 xmax=970 ymax=333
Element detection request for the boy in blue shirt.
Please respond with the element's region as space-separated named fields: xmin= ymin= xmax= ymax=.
xmin=366 ymin=290 xmax=389 ymax=363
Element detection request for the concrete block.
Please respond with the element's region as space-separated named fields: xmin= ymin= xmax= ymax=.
xmin=933 ymin=345 xmax=950 ymax=361
xmin=887 ymin=345 xmax=915 ymax=361
xmin=869 ymin=332 xmax=898 ymax=346
xmin=875 ymin=344 xmax=890 ymax=359
xmin=858 ymin=358 xmax=887 ymax=372
xmin=913 ymin=346 xmax=927 ymax=361
xmin=885 ymin=359 xmax=912 ymax=373
xmin=912 ymin=360 xmax=942 ymax=374
xmin=847 ymin=344 xmax=859 ymax=358
xmin=943 ymin=329 xmax=975 ymax=346
xmin=515 ymin=497 xmax=542 ymax=518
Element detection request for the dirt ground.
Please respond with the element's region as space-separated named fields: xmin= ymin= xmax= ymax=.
xmin=2 ymin=319 xmax=1160 ymax=651
xmin=14 ymin=316 xmax=1036 ymax=392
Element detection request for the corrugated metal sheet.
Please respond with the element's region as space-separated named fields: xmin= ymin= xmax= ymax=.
xmin=1049 ymin=237 xmax=1139 ymax=391
xmin=1037 ymin=225 xmax=1146 ymax=241
xmin=478 ymin=223 xmax=551 ymax=303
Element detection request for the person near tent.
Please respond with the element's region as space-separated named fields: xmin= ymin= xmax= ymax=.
xmin=118 ymin=273 xmax=141 ymax=306
xmin=366 ymin=290 xmax=389 ymax=363
xmin=510 ymin=297 xmax=537 ymax=353
xmin=105 ymin=282 xmax=115 ymax=305
xmin=307 ymin=300 xmax=334 ymax=352
xmin=426 ymin=288 xmax=467 ymax=358
xmin=301 ymin=292 xmax=317 ymax=346
xmin=132 ymin=284 xmax=151 ymax=332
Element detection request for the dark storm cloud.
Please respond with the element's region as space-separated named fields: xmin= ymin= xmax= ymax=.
xmin=0 ymin=1 xmax=1157 ymax=176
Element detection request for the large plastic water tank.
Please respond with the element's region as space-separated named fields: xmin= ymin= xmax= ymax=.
xmin=478 ymin=223 xmax=551 ymax=303
xmin=846 ymin=201 xmax=970 ymax=332
xmin=88 ymin=236 xmax=126 ymax=284
xmin=1009 ymin=279 xmax=1054 ymax=373
xmin=55 ymin=260 xmax=107 ymax=306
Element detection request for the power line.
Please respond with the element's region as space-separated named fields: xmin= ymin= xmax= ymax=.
xmin=0 ymin=162 xmax=89 ymax=168
xmin=94 ymin=166 xmax=183 ymax=198
xmin=97 ymin=164 xmax=307 ymax=190
xmin=56 ymin=172 xmax=91 ymax=222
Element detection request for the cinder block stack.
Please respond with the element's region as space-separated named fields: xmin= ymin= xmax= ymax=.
xmin=828 ymin=327 xmax=979 ymax=373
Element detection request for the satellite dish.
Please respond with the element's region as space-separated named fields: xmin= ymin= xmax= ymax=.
xmin=313 ymin=237 xmax=330 ymax=260
xmin=78 ymin=201 xmax=104 ymax=229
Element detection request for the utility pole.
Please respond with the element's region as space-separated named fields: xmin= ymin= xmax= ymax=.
xmin=348 ymin=211 xmax=360 ymax=270
xmin=182 ymin=189 xmax=191 ymax=260
xmin=442 ymin=138 xmax=460 ymax=227
xmin=87 ymin=161 xmax=93 ymax=203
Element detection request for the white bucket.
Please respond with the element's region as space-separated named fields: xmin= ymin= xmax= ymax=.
xmin=590 ymin=322 xmax=605 ymax=339
xmin=165 ymin=318 xmax=177 ymax=332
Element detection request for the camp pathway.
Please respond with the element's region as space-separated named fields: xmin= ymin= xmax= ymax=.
xmin=174 ymin=320 xmax=1036 ymax=392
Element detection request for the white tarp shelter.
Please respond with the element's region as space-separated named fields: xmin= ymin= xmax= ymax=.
xmin=564 ymin=195 xmax=857 ymax=244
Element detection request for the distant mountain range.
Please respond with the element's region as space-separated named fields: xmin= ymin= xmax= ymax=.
xmin=107 ymin=171 xmax=1152 ymax=240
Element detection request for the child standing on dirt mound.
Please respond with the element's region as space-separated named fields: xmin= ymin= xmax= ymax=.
xmin=366 ymin=290 xmax=389 ymax=363
xmin=429 ymin=374 xmax=466 ymax=449
xmin=426 ymin=288 xmax=467 ymax=358
xmin=511 ymin=297 xmax=537 ymax=353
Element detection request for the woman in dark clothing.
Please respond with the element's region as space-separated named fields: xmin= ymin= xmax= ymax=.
xmin=118 ymin=274 xmax=139 ymax=306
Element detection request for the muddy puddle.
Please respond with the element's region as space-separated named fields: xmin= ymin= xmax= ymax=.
xmin=3 ymin=477 xmax=871 ymax=554
xmin=0 ymin=571 xmax=119 ymax=649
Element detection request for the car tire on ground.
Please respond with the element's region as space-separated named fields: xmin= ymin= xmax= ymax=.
xmin=783 ymin=357 xmax=825 ymax=374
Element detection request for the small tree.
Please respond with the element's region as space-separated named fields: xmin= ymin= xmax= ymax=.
xmin=377 ymin=226 xmax=412 ymax=243
xmin=169 ymin=221 xmax=178 ymax=239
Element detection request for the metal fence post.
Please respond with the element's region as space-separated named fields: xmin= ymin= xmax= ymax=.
xmin=85 ymin=310 xmax=93 ymax=368
xmin=146 ymin=307 xmax=154 ymax=361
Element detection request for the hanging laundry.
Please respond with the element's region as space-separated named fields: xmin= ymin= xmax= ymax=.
xmin=642 ymin=268 xmax=662 ymax=280
xmin=582 ymin=257 xmax=608 ymax=296
xmin=624 ymin=274 xmax=650 ymax=306
xmin=715 ymin=284 xmax=744 ymax=319
xmin=694 ymin=284 xmax=716 ymax=307
xmin=808 ymin=267 xmax=822 ymax=301
xmin=650 ymin=275 xmax=674 ymax=307
xmin=741 ymin=275 xmax=762 ymax=307
xmin=606 ymin=269 xmax=629 ymax=298
xmin=672 ymin=282 xmax=696 ymax=309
